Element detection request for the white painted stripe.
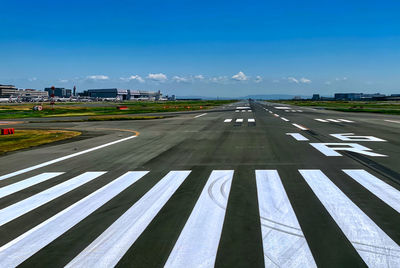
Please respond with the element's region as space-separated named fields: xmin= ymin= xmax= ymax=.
xmin=291 ymin=110 xmax=296 ymax=112
xmin=235 ymin=110 xmax=240 ymax=112
xmin=273 ymin=114 xmax=279 ymax=117
xmin=241 ymin=110 xmax=246 ymax=112
xmin=338 ymin=119 xmax=354 ymax=123
xmin=326 ymin=119 xmax=341 ymax=123
xmin=165 ymin=170 xmax=234 ymax=268
xmin=274 ymin=107 xmax=290 ymax=109
xmin=248 ymin=118 xmax=255 ymax=123
xmin=248 ymin=110 xmax=252 ymax=112
xmin=297 ymin=110 xmax=303 ymax=112
xmin=315 ymin=119 xmax=328 ymax=122
xmin=236 ymin=119 xmax=243 ymax=123
xmin=0 ymin=172 xmax=106 ymax=227
xmin=0 ymin=135 xmax=137 ymax=181
xmin=343 ymin=169 xmax=400 ymax=213
xmin=269 ymin=111 xmax=273 ymax=114
xmin=285 ymin=110 xmax=290 ymax=112
xmin=0 ymin=172 xmax=64 ymax=199
xmin=256 ymin=170 xmax=316 ymax=267
xmin=224 ymin=119 xmax=232 ymax=123
xmin=194 ymin=113 xmax=207 ymax=118
xmin=67 ymin=171 xmax=190 ymax=267
xmin=299 ymin=170 xmax=400 ymax=267
xmin=292 ymin=123 xmax=308 ymax=130
xmin=0 ymin=171 xmax=148 ymax=267
xmin=384 ymin=119 xmax=400 ymax=124
xmin=286 ymin=133 xmax=309 ymax=141
xmin=281 ymin=117 xmax=289 ymax=122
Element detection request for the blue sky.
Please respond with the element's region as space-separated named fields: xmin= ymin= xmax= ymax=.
xmin=1 ymin=0 xmax=400 ymax=97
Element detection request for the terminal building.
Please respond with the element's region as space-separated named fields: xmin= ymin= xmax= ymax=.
xmin=0 ymin=85 xmax=47 ymax=99
xmin=85 ymin=88 xmax=163 ymax=101
xmin=44 ymin=87 xmax=72 ymax=98
xmin=0 ymin=84 xmax=18 ymax=97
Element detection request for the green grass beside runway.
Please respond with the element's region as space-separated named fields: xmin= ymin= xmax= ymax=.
xmin=0 ymin=100 xmax=236 ymax=119
xmin=274 ymin=100 xmax=400 ymax=115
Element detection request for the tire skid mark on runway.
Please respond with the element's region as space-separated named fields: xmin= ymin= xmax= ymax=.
xmin=0 ymin=171 xmax=148 ymax=268
xmin=66 ymin=171 xmax=190 ymax=268
xmin=300 ymin=169 xmax=400 ymax=267
xmin=165 ymin=170 xmax=233 ymax=268
xmin=256 ymin=170 xmax=316 ymax=267
xmin=0 ymin=133 xmax=139 ymax=181
xmin=0 ymin=172 xmax=106 ymax=227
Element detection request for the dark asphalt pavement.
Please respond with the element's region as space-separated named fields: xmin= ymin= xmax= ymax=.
xmin=0 ymin=101 xmax=399 ymax=267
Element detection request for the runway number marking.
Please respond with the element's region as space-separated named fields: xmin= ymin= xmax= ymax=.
xmin=330 ymin=133 xmax=386 ymax=142
xmin=310 ymin=143 xmax=387 ymax=157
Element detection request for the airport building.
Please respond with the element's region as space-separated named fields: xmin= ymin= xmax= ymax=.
xmin=0 ymin=84 xmax=18 ymax=97
xmin=85 ymin=88 xmax=163 ymax=101
xmin=334 ymin=93 xmax=362 ymax=101
xmin=44 ymin=87 xmax=72 ymax=98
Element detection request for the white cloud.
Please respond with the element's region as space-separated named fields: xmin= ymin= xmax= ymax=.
xmin=172 ymin=76 xmax=189 ymax=83
xmin=120 ymin=75 xmax=145 ymax=83
xmin=147 ymin=73 xmax=167 ymax=82
xmin=86 ymin=75 xmax=109 ymax=81
xmin=194 ymin=74 xmax=204 ymax=80
xmin=287 ymin=77 xmax=311 ymax=84
xmin=299 ymin=77 xmax=312 ymax=84
xmin=28 ymin=77 xmax=37 ymax=81
xmin=210 ymin=76 xmax=228 ymax=83
xmin=287 ymin=77 xmax=299 ymax=84
xmin=232 ymin=71 xmax=248 ymax=81
xmin=59 ymin=79 xmax=69 ymax=83
xmin=255 ymin=75 xmax=263 ymax=83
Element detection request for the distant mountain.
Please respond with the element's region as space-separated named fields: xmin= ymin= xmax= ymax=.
xmin=176 ymin=94 xmax=311 ymax=100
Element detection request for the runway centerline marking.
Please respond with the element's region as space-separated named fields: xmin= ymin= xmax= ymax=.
xmin=286 ymin=133 xmax=309 ymax=141
xmin=281 ymin=117 xmax=289 ymax=122
xmin=165 ymin=170 xmax=234 ymax=268
xmin=384 ymin=119 xmax=400 ymax=124
xmin=300 ymin=170 xmax=400 ymax=267
xmin=0 ymin=171 xmax=149 ymax=267
xmin=343 ymin=169 xmax=400 ymax=213
xmin=194 ymin=113 xmax=207 ymax=118
xmin=67 ymin=171 xmax=190 ymax=267
xmin=256 ymin=170 xmax=316 ymax=267
xmin=0 ymin=172 xmax=106 ymax=227
xmin=0 ymin=172 xmax=64 ymax=199
xmin=315 ymin=119 xmax=328 ymax=122
xmin=0 ymin=134 xmax=139 ymax=181
xmin=292 ymin=123 xmax=308 ymax=130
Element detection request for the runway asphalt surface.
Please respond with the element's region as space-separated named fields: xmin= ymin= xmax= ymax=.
xmin=0 ymin=100 xmax=399 ymax=267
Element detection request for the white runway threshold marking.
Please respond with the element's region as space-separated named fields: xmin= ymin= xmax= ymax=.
xmin=248 ymin=118 xmax=255 ymax=123
xmin=0 ymin=172 xmax=63 ymax=199
xmin=343 ymin=170 xmax=400 ymax=213
xmin=299 ymin=170 xmax=400 ymax=267
xmin=0 ymin=135 xmax=138 ymax=181
xmin=281 ymin=117 xmax=289 ymax=122
xmin=256 ymin=170 xmax=316 ymax=267
xmin=224 ymin=119 xmax=232 ymax=123
xmin=292 ymin=123 xmax=308 ymax=130
xmin=165 ymin=170 xmax=234 ymax=268
xmin=67 ymin=171 xmax=190 ymax=267
xmin=236 ymin=119 xmax=243 ymax=123
xmin=194 ymin=113 xmax=207 ymax=118
xmin=338 ymin=119 xmax=354 ymax=123
xmin=0 ymin=172 xmax=105 ymax=227
xmin=273 ymin=114 xmax=280 ymax=117
xmin=0 ymin=171 xmax=148 ymax=268
xmin=315 ymin=119 xmax=328 ymax=122
xmin=286 ymin=133 xmax=309 ymax=141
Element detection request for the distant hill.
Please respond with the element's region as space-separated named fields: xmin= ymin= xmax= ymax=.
xmin=176 ymin=94 xmax=311 ymax=100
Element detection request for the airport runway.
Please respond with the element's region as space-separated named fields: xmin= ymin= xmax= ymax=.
xmin=0 ymin=100 xmax=399 ymax=267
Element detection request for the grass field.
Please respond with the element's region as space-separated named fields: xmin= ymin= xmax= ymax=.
xmin=0 ymin=100 xmax=236 ymax=119
xmin=0 ymin=129 xmax=81 ymax=154
xmin=274 ymin=100 xmax=400 ymax=115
